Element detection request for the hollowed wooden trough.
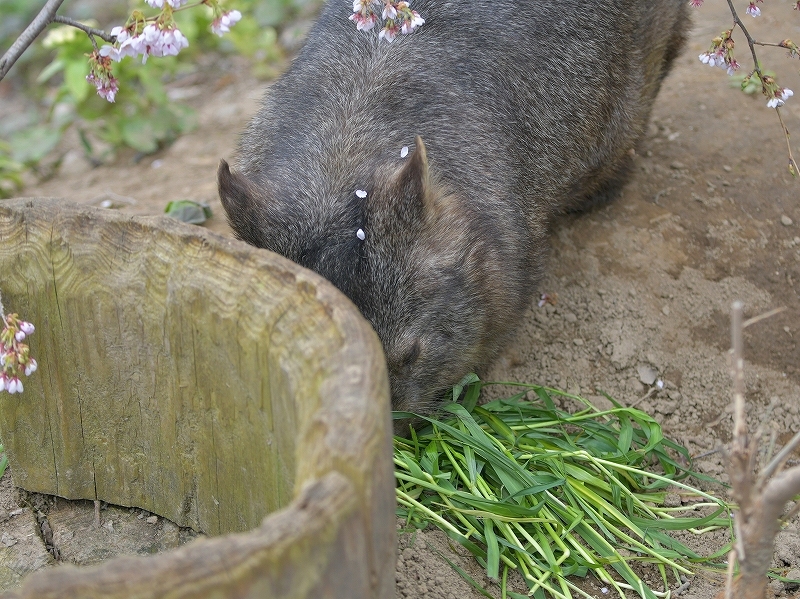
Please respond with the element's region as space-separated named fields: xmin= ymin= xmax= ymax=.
xmin=0 ymin=198 xmax=396 ymax=598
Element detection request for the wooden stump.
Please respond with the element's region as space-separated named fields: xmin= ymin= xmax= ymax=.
xmin=0 ymin=198 xmax=395 ymax=598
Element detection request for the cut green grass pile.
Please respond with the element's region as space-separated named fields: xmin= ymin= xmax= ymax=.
xmin=393 ymin=377 xmax=732 ymax=599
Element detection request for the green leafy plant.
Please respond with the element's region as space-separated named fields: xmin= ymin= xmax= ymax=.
xmin=0 ymin=443 xmax=6 ymax=480
xmin=164 ymin=199 xmax=212 ymax=224
xmin=0 ymin=140 xmax=24 ymax=199
xmin=38 ymin=19 xmax=198 ymax=157
xmin=0 ymin=0 xmax=321 ymax=182
xmin=395 ymin=379 xmax=732 ymax=599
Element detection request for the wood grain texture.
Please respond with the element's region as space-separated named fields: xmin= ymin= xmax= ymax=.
xmin=0 ymin=198 xmax=395 ymax=598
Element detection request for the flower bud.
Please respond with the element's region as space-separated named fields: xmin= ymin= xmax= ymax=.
xmin=25 ymin=358 xmax=38 ymax=376
xmin=19 ymin=321 xmax=35 ymax=335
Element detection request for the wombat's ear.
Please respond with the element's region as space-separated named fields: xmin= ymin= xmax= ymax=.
xmin=218 ymin=160 xmax=255 ymax=212
xmin=217 ymin=159 xmax=270 ymax=246
xmin=388 ymin=135 xmax=433 ymax=220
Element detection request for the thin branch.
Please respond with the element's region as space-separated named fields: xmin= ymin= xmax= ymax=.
xmin=742 ymin=306 xmax=786 ymax=329
xmin=0 ymin=0 xmax=66 ymax=81
xmin=763 ymin=465 xmax=800 ymax=518
xmin=724 ymin=0 xmax=798 ymax=177
xmin=776 ymin=108 xmax=799 ymax=177
xmin=52 ymin=16 xmax=114 ymax=43
xmin=760 ymin=429 xmax=800 ymax=483
xmin=724 ymin=548 xmax=736 ymax=599
xmin=753 ymin=41 xmax=794 ymax=49
xmin=731 ymin=301 xmax=746 ymax=443
xmin=724 ymin=0 xmax=762 ymax=79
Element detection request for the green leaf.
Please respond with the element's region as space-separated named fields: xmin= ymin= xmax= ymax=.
xmin=473 ymin=406 xmax=516 ymax=445
xmin=121 ymin=118 xmax=158 ymax=154
xmin=453 ymin=372 xmax=480 ymax=403
xmin=9 ymin=125 xmax=62 ymax=165
xmin=64 ymin=58 xmax=90 ymax=103
xmin=484 ymin=519 xmax=500 ymax=580
xmin=164 ymin=200 xmax=212 ymax=225
xmin=37 ymin=58 xmax=64 ymax=84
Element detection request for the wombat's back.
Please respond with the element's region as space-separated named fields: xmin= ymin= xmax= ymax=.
xmin=237 ymin=0 xmax=687 ymax=219
xmin=221 ymin=0 xmax=688 ymax=416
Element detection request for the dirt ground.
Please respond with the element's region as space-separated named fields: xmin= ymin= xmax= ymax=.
xmin=1 ymin=2 xmax=800 ymax=598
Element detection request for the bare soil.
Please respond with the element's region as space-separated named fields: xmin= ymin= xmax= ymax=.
xmin=1 ymin=2 xmax=800 ymax=598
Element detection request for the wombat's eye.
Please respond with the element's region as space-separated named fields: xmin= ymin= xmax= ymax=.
xmin=400 ymin=340 xmax=421 ymax=367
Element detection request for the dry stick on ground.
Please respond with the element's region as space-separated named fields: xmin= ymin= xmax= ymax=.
xmin=721 ymin=301 xmax=800 ymax=599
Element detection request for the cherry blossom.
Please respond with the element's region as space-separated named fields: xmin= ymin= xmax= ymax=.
xmin=212 ymin=10 xmax=242 ymax=36
xmin=0 ymin=309 xmax=37 ymax=396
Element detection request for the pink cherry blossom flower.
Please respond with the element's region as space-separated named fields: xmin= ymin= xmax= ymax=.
xmin=401 ymin=11 xmax=424 ymax=34
xmin=746 ymin=3 xmax=761 ymax=17
xmin=146 ymin=0 xmax=187 ymax=8
xmin=767 ymin=87 xmax=794 ymax=108
xmin=25 ymin=358 xmax=37 ymax=377
xmin=690 ymin=0 xmax=703 ymax=6
xmin=86 ymin=52 xmax=119 ymax=102
xmin=7 ymin=377 xmax=21 ymax=394
xmin=211 ymin=10 xmax=242 ymax=36
xmin=1 ymin=247 xmax=39 ymax=399
xmin=350 ymin=10 xmax=379 ymax=31
xmin=383 ymin=3 xmax=398 ymax=19
xmin=379 ymin=21 xmax=400 ymax=42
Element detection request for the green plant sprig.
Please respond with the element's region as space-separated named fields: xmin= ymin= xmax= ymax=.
xmin=394 ymin=379 xmax=733 ymax=599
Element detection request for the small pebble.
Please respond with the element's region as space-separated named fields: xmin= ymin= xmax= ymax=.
xmin=573 ymin=338 xmax=584 ymax=346
xmin=723 ymin=164 xmax=732 ymax=172
xmin=638 ymin=364 xmax=658 ymax=386
xmin=151 ymin=159 xmax=164 ymax=169
xmin=100 ymin=200 xmax=113 ymax=209
xmin=400 ymin=146 xmax=409 ymax=158
xmin=669 ymin=161 xmax=686 ymax=170
xmin=781 ymin=215 xmax=793 ymax=226
xmin=355 ymin=189 xmax=367 ymax=198
xmin=146 ymin=515 xmax=158 ymax=524
xmin=662 ymin=305 xmax=670 ymax=316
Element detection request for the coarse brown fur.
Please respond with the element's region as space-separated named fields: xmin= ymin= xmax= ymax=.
xmin=218 ymin=0 xmax=689 ymax=422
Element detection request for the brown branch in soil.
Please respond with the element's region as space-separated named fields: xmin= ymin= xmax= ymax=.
xmin=0 ymin=0 xmax=66 ymax=81
xmin=724 ymin=302 xmax=800 ymax=599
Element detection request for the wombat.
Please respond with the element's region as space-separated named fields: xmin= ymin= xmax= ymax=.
xmin=218 ymin=0 xmax=688 ymax=418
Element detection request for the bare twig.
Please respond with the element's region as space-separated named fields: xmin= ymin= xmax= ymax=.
xmin=0 ymin=0 xmax=66 ymax=81
xmin=742 ymin=306 xmax=786 ymax=329
xmin=52 ymin=16 xmax=114 ymax=43
xmin=724 ymin=548 xmax=736 ymax=599
xmin=724 ymin=301 xmax=800 ymax=599
xmin=775 ymin=108 xmax=799 ymax=177
xmin=730 ymin=302 xmax=746 ymax=444
xmin=760 ymin=429 xmax=800 ymax=483
xmin=723 ymin=0 xmax=761 ymax=77
xmin=722 ymin=0 xmax=799 ymax=176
